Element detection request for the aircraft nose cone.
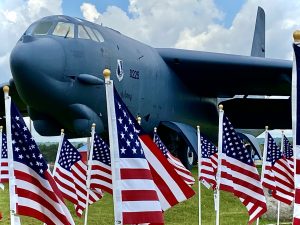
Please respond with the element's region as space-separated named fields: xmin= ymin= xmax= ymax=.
xmin=10 ymin=36 xmax=65 ymax=106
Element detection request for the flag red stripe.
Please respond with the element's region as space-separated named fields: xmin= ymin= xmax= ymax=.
xmin=17 ymin=205 xmax=62 ymax=225
xmin=120 ymin=168 xmax=153 ymax=179
xmin=296 ymin=159 xmax=300 ymax=175
xmin=273 ymin=192 xmax=293 ymax=205
xmin=296 ymin=189 xmax=300 ymax=204
xmin=122 ymin=190 xmax=160 ymax=201
xmin=91 ymin=174 xmax=112 ymax=184
xmin=123 ymin=211 xmax=164 ymax=224
xmin=294 ymin=217 xmax=300 ymax=225
xmin=1 ymin=162 xmax=8 ymax=166
xmin=91 ymin=164 xmax=111 ymax=175
xmin=0 ymin=178 xmax=8 ymax=183
xmin=200 ymin=169 xmax=215 ymax=176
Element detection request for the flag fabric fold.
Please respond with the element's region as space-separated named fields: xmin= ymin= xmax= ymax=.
xmin=90 ymin=133 xmax=112 ymax=194
xmin=219 ymin=115 xmax=267 ymax=224
xmin=153 ymin=132 xmax=195 ymax=186
xmin=53 ymin=137 xmax=103 ymax=217
xmin=106 ymin=85 xmax=164 ymax=224
xmin=115 ymin=87 xmax=195 ymax=211
xmin=0 ymin=133 xmax=8 ymax=184
xmin=261 ymin=133 xmax=294 ymax=205
xmin=199 ymin=135 xmax=218 ymax=189
xmin=8 ymin=100 xmax=75 ymax=225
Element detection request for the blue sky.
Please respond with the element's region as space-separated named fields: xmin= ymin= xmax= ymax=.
xmin=62 ymin=0 xmax=246 ymax=28
xmin=62 ymin=0 xmax=130 ymax=18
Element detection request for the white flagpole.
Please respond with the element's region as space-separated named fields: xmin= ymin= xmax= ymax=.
xmin=104 ymin=69 xmax=123 ymax=225
xmin=216 ymin=105 xmax=224 ymax=225
xmin=256 ymin=126 xmax=269 ymax=225
xmin=197 ymin=125 xmax=202 ymax=225
xmin=0 ymin=126 xmax=4 ymax=191
xmin=84 ymin=123 xmax=96 ymax=225
xmin=3 ymin=86 xmax=21 ymax=225
xmin=51 ymin=129 xmax=65 ymax=177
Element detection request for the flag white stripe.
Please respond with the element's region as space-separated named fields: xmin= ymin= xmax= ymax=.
xmin=120 ymin=158 xmax=149 ymax=169
xmin=91 ymin=160 xmax=111 ymax=171
xmin=122 ymin=201 xmax=162 ymax=212
xmin=121 ymin=179 xmax=158 ymax=191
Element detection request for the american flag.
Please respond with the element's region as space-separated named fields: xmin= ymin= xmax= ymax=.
xmin=262 ymin=133 xmax=294 ymax=205
xmin=219 ymin=115 xmax=267 ymax=224
xmin=200 ymin=135 xmax=218 ymax=189
xmin=9 ymin=100 xmax=75 ymax=225
xmin=109 ymin=87 xmax=164 ymax=224
xmin=0 ymin=133 xmax=8 ymax=183
xmin=53 ymin=137 xmax=103 ymax=217
xmin=293 ymin=41 xmax=300 ymax=225
xmin=283 ymin=135 xmax=294 ymax=170
xmin=153 ymin=132 xmax=195 ymax=186
xmin=111 ymin=88 xmax=195 ymax=213
xmin=90 ymin=133 xmax=112 ymax=194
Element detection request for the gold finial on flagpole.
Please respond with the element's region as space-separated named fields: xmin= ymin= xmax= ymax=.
xmin=3 ymin=86 xmax=9 ymax=93
xmin=0 ymin=126 xmax=3 ymax=132
xmin=265 ymin=126 xmax=268 ymax=131
xmin=197 ymin=125 xmax=200 ymax=132
xmin=218 ymin=104 xmax=223 ymax=111
xmin=154 ymin=127 xmax=157 ymax=133
xmin=293 ymin=30 xmax=300 ymax=42
xmin=103 ymin=69 xmax=111 ymax=79
xmin=92 ymin=123 xmax=96 ymax=128
xmin=60 ymin=129 xmax=64 ymax=134
xmin=137 ymin=116 xmax=141 ymax=125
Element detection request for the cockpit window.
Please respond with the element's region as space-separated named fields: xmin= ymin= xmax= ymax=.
xmin=93 ymin=29 xmax=104 ymax=42
xmin=84 ymin=26 xmax=99 ymax=42
xmin=32 ymin=21 xmax=53 ymax=35
xmin=52 ymin=22 xmax=74 ymax=38
xmin=78 ymin=25 xmax=91 ymax=40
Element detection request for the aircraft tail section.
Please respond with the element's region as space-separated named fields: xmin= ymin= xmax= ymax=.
xmin=251 ymin=6 xmax=265 ymax=57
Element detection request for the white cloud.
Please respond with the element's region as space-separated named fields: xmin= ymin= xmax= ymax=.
xmin=80 ymin=3 xmax=100 ymax=22
xmin=81 ymin=0 xmax=224 ymax=47
xmin=0 ymin=0 xmax=62 ymax=83
xmin=80 ymin=0 xmax=300 ymax=60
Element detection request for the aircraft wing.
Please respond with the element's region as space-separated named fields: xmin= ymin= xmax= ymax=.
xmin=157 ymin=48 xmax=292 ymax=97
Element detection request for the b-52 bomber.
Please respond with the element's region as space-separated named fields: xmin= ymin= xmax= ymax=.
xmin=5 ymin=7 xmax=292 ymax=168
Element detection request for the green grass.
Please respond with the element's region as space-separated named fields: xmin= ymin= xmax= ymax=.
xmin=0 ymin=168 xmax=291 ymax=224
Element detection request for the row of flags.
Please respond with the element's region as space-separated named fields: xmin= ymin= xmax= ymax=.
xmin=0 ymin=61 xmax=299 ymax=224
xmin=0 ymin=80 xmax=196 ymax=225
xmin=198 ymin=113 xmax=295 ymax=224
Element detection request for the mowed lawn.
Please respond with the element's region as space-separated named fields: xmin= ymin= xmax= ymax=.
xmin=0 ymin=168 xmax=291 ymax=225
